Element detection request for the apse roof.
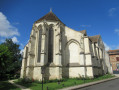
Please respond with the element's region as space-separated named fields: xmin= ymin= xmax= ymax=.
xmin=89 ymin=35 xmax=100 ymax=43
xmin=35 ymin=11 xmax=64 ymax=24
xmin=79 ymin=30 xmax=87 ymax=36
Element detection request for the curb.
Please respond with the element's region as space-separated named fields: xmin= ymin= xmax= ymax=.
xmin=59 ymin=77 xmax=119 ymax=90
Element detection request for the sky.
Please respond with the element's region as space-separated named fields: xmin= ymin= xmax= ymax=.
xmin=0 ymin=0 xmax=119 ymax=52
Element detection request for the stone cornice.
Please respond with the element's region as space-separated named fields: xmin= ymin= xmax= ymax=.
xmin=85 ymin=52 xmax=91 ymax=55
xmin=30 ymin=35 xmax=36 ymax=38
xmin=40 ymin=52 xmax=46 ymax=55
xmin=84 ymin=36 xmax=89 ymax=38
xmin=29 ymin=52 xmax=35 ymax=56
xmin=56 ymin=53 xmax=61 ymax=55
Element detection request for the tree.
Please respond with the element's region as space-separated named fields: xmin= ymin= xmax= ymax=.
xmin=0 ymin=44 xmax=12 ymax=79
xmin=2 ymin=39 xmax=22 ymax=62
xmin=1 ymin=39 xmax=22 ymax=78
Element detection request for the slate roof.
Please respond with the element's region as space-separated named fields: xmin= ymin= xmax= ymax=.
xmin=79 ymin=30 xmax=87 ymax=36
xmin=35 ymin=11 xmax=64 ymax=24
xmin=89 ymin=35 xmax=100 ymax=43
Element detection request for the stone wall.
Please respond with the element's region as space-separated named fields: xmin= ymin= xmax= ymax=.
xmin=20 ymin=20 xmax=109 ymax=80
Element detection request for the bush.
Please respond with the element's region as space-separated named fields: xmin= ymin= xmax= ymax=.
xmin=17 ymin=78 xmax=32 ymax=84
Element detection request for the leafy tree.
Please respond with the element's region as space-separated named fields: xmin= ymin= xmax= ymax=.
xmin=2 ymin=39 xmax=22 ymax=62
xmin=1 ymin=39 xmax=22 ymax=79
xmin=0 ymin=44 xmax=12 ymax=79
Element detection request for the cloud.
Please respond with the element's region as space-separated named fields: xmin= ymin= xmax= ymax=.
xmin=20 ymin=49 xmax=24 ymax=54
xmin=103 ymin=42 xmax=111 ymax=51
xmin=115 ymin=29 xmax=119 ymax=35
xmin=0 ymin=12 xmax=20 ymax=37
xmin=108 ymin=8 xmax=116 ymax=16
xmin=12 ymin=36 xmax=19 ymax=43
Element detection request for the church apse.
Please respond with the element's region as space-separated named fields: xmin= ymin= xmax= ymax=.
xmin=20 ymin=11 xmax=109 ymax=80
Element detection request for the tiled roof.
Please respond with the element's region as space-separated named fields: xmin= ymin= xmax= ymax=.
xmin=35 ymin=11 xmax=63 ymax=24
xmin=108 ymin=49 xmax=119 ymax=53
xmin=79 ymin=30 xmax=87 ymax=35
xmin=108 ymin=49 xmax=119 ymax=55
xmin=89 ymin=35 xmax=100 ymax=43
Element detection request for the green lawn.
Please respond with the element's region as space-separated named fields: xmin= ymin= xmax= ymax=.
xmin=0 ymin=81 xmax=20 ymax=90
xmin=15 ymin=74 xmax=115 ymax=90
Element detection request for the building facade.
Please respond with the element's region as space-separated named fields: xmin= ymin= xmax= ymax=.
xmin=108 ymin=49 xmax=119 ymax=73
xmin=20 ymin=11 xmax=109 ymax=80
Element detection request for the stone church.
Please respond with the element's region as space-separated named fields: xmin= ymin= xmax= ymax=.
xmin=20 ymin=11 xmax=109 ymax=80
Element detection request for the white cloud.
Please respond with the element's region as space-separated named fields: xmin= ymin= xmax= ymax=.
xmin=103 ymin=42 xmax=111 ymax=51
xmin=115 ymin=29 xmax=119 ymax=35
xmin=0 ymin=12 xmax=20 ymax=37
xmin=108 ymin=8 xmax=116 ymax=16
xmin=12 ymin=36 xmax=19 ymax=43
xmin=20 ymin=49 xmax=24 ymax=54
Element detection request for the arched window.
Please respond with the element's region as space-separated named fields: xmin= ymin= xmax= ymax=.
xmin=48 ymin=26 xmax=54 ymax=63
xmin=65 ymin=39 xmax=80 ymax=64
xmin=37 ymin=29 xmax=42 ymax=62
xmin=68 ymin=42 xmax=80 ymax=63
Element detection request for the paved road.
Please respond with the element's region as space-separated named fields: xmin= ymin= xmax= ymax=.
xmin=79 ymin=78 xmax=119 ymax=90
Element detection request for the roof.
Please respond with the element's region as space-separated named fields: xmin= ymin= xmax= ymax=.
xmin=108 ymin=49 xmax=119 ymax=55
xmin=89 ymin=35 xmax=100 ymax=43
xmin=35 ymin=11 xmax=64 ymax=24
xmin=79 ymin=30 xmax=87 ymax=36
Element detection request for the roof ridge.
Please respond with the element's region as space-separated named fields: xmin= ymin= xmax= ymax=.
xmin=35 ymin=11 xmax=64 ymax=24
xmin=89 ymin=35 xmax=100 ymax=37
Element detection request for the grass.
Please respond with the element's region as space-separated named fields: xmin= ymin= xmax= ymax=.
xmin=15 ymin=74 xmax=115 ymax=90
xmin=0 ymin=81 xmax=20 ymax=90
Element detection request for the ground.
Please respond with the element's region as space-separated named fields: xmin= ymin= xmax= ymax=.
xmin=0 ymin=81 xmax=20 ymax=90
xmin=15 ymin=74 xmax=114 ymax=90
xmin=79 ymin=78 xmax=119 ymax=90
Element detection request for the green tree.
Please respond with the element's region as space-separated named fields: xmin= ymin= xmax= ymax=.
xmin=0 ymin=44 xmax=12 ymax=79
xmin=2 ymin=39 xmax=22 ymax=78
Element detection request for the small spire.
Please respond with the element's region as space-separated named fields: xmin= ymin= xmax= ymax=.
xmin=50 ymin=8 xmax=52 ymax=12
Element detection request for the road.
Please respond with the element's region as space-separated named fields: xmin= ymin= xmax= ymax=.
xmin=79 ymin=78 xmax=119 ymax=90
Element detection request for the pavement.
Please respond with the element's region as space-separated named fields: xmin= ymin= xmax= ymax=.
xmin=79 ymin=78 xmax=119 ymax=90
xmin=59 ymin=76 xmax=119 ymax=90
xmin=8 ymin=80 xmax=31 ymax=90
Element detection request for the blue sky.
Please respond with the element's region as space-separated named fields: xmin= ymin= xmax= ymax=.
xmin=0 ymin=0 xmax=119 ymax=52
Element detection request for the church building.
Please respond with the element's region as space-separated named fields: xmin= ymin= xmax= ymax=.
xmin=20 ymin=11 xmax=109 ymax=80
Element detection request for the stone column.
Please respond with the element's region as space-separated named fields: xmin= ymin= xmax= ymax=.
xmin=26 ymin=30 xmax=36 ymax=79
xmin=55 ymin=29 xmax=62 ymax=66
xmin=92 ymin=43 xmax=96 ymax=56
xmin=34 ymin=29 xmax=39 ymax=64
xmin=53 ymin=25 xmax=62 ymax=79
xmin=20 ymin=46 xmax=28 ymax=78
xmin=96 ymin=47 xmax=100 ymax=61
xmin=99 ymin=48 xmax=102 ymax=59
xmin=80 ymin=52 xmax=86 ymax=77
xmin=84 ymin=36 xmax=94 ymax=78
xmin=40 ymin=26 xmax=46 ymax=66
